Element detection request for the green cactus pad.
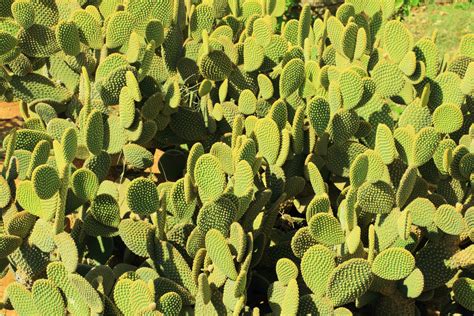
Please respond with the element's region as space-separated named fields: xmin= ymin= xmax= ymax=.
xmin=372 ymin=248 xmax=415 ymax=280
xmin=255 ymin=117 xmax=281 ymax=165
xmin=257 ymin=74 xmax=274 ymax=100
xmin=194 ymin=154 xmax=227 ymax=203
xmin=68 ymin=273 xmax=103 ymax=313
xmin=11 ymin=0 xmax=35 ymax=29
xmin=280 ymin=58 xmax=305 ymax=99
xmin=301 ymin=245 xmax=336 ymax=297
xmin=16 ymin=180 xmax=44 ymax=217
xmin=205 ymin=229 xmax=238 ymax=280
xmin=308 ymin=213 xmax=345 ymax=246
xmin=298 ymin=294 xmax=334 ymax=315
xmin=119 ymin=86 xmax=136 ymax=129
xmin=0 ymin=234 xmax=22 ymax=258
xmin=432 ymin=103 xmax=463 ymax=134
xmin=433 ymin=204 xmax=464 ymax=235
xmin=459 ymin=32 xmax=474 ymax=56
xmin=290 ymin=226 xmax=317 ymax=258
xmin=326 ymin=258 xmax=373 ymax=307
xmin=372 ymin=61 xmax=405 ymax=98
xmin=32 ymin=279 xmax=66 ymax=315
xmin=71 ymin=168 xmax=99 ymax=201
xmin=307 ymin=162 xmax=326 ymax=195
xmin=383 ymin=20 xmax=413 ymax=63
xmin=130 ymin=279 xmax=154 ymax=311
xmin=10 ymin=73 xmax=71 ymax=105
xmin=159 ymin=291 xmax=182 ymax=315
xmin=412 ymin=127 xmax=440 ymax=167
xmin=452 ymin=277 xmax=474 ymax=311
xmin=291 ymin=106 xmax=305 ymax=155
xmin=244 ymin=37 xmax=265 ymax=72
xmin=450 ymin=145 xmax=470 ymax=180
xmin=340 ymin=70 xmax=364 ymax=109
xmin=327 ymin=141 xmax=368 ymax=177
xmin=268 ymin=280 xmax=286 ymax=314
xmin=375 ymin=124 xmax=396 ymax=165
xmin=18 ymin=24 xmax=59 ymax=58
xmin=227 ymin=223 xmax=247 ymax=264
xmin=357 ymin=181 xmax=395 ymax=214
xmin=328 ymin=109 xmax=360 ymax=144
xmin=71 ymin=9 xmax=103 ymax=49
xmin=416 ymin=242 xmax=457 ymax=291
xmin=190 ymin=4 xmax=214 ymax=40
xmin=126 ymin=177 xmax=159 ymax=215
xmin=234 ymin=160 xmax=254 ymax=197
xmin=90 ymin=194 xmax=120 ymax=228
xmin=345 ymin=225 xmax=361 ymax=254
xmin=153 ymin=277 xmax=195 ymax=306
xmin=5 ymin=283 xmax=39 ymax=315
xmin=106 ymin=11 xmax=134 ymax=49
xmin=55 ymin=20 xmax=81 ymax=56
xmin=197 ymin=194 xmax=237 ymax=237
xmin=405 ymin=197 xmax=435 ymax=227
xmin=148 ymin=239 xmax=197 ymax=295
xmin=145 ymin=19 xmax=164 ymax=46
xmin=85 ymin=110 xmax=104 ymax=156
xmin=349 ymin=153 xmax=368 ymax=188
xmin=399 ymin=268 xmax=424 ymax=299
xmin=122 ymin=144 xmax=154 ymax=169
xmin=280 ymin=278 xmax=299 ymax=315
xmin=251 ymin=18 xmax=272 ymax=47
xmin=118 ymin=219 xmax=153 ymax=257
xmin=59 ymin=127 xmax=78 ymax=164
xmin=460 ymin=62 xmax=474 ymax=94
xmin=394 ymin=126 xmax=416 ymax=164
xmin=84 ymin=151 xmax=111 ymax=182
xmin=29 ymin=219 xmax=55 ymax=252
xmin=199 ymin=50 xmax=233 ymax=81
xmin=238 ymin=89 xmax=257 ymax=115
xmin=396 ymin=166 xmax=417 ymax=208
xmin=306 ymin=194 xmax=331 ymax=221
xmin=113 ymin=278 xmax=133 ymax=315
xmin=459 ymin=153 xmax=474 ymax=179
xmin=5 ymin=211 xmax=35 ymax=239
xmin=170 ymin=178 xmax=197 ymax=220
xmin=26 ymin=140 xmax=51 ymax=178
xmin=307 ymin=96 xmax=330 ymax=136
xmin=0 ymin=175 xmax=11 ymax=208
xmin=274 ymin=258 xmax=298 ymax=287
xmin=54 ymin=232 xmax=78 ymax=273
xmin=32 ymin=164 xmax=60 ymax=200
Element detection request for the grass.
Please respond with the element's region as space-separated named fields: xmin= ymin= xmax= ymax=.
xmin=403 ymin=3 xmax=474 ymax=56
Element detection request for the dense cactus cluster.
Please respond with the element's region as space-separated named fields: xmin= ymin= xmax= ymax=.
xmin=0 ymin=0 xmax=473 ymax=314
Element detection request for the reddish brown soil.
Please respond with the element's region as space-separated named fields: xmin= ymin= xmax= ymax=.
xmin=0 ymin=102 xmax=21 ymax=167
xmin=0 ymin=271 xmax=17 ymax=315
xmin=0 ymin=103 xmax=20 ymax=314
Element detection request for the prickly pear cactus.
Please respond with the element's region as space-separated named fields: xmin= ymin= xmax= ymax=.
xmin=0 ymin=0 xmax=473 ymax=315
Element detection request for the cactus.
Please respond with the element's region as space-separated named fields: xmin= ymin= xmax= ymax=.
xmin=327 ymin=258 xmax=373 ymax=307
xmin=301 ymin=244 xmax=336 ymax=297
xmin=205 ymin=229 xmax=238 ymax=280
xmin=0 ymin=0 xmax=473 ymax=314
xmin=126 ymin=177 xmax=159 ymax=215
xmin=372 ymin=248 xmax=415 ymax=281
xmin=399 ymin=268 xmax=425 ymax=299
xmin=31 ymin=279 xmax=66 ymax=315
